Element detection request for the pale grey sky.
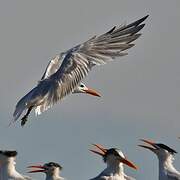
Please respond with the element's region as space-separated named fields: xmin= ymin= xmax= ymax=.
xmin=0 ymin=0 xmax=180 ymax=179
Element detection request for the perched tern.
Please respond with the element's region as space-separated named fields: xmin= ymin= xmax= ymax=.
xmin=0 ymin=150 xmax=31 ymax=180
xmin=28 ymin=162 xmax=64 ymax=180
xmin=89 ymin=144 xmax=138 ymax=180
xmin=139 ymin=139 xmax=180 ymax=180
xmin=12 ymin=15 xmax=148 ymax=126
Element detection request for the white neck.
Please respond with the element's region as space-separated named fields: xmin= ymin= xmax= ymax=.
xmin=0 ymin=158 xmax=25 ymax=180
xmin=102 ymin=161 xmax=125 ymax=179
xmin=158 ymin=154 xmax=180 ymax=180
xmin=45 ymin=170 xmax=63 ymax=180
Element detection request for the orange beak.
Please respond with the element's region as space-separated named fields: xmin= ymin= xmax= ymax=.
xmin=89 ymin=144 xmax=138 ymax=170
xmin=89 ymin=143 xmax=107 ymax=156
xmin=121 ymin=157 xmax=138 ymax=170
xmin=138 ymin=139 xmax=157 ymax=151
xmin=27 ymin=164 xmax=46 ymax=173
xmin=84 ymin=88 xmax=101 ymax=97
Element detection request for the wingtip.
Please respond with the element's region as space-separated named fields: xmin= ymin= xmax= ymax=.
xmin=143 ymin=15 xmax=149 ymax=20
xmin=128 ymin=15 xmax=149 ymax=28
xmin=138 ymin=15 xmax=149 ymax=24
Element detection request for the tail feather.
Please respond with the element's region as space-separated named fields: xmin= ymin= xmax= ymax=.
xmin=11 ymin=88 xmax=35 ymax=125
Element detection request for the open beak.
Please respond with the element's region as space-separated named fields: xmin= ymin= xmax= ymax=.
xmin=84 ymin=88 xmax=101 ymax=97
xmin=121 ymin=157 xmax=138 ymax=170
xmin=89 ymin=144 xmax=138 ymax=170
xmin=89 ymin=143 xmax=107 ymax=156
xmin=138 ymin=139 xmax=157 ymax=151
xmin=27 ymin=164 xmax=46 ymax=173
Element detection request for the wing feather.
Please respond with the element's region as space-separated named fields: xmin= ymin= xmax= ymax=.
xmin=41 ymin=55 xmax=62 ymax=80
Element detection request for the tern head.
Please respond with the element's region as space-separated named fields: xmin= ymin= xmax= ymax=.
xmin=28 ymin=162 xmax=62 ymax=177
xmin=139 ymin=139 xmax=177 ymax=160
xmin=0 ymin=150 xmax=17 ymax=164
xmin=73 ymin=83 xmax=101 ymax=97
xmin=89 ymin=144 xmax=138 ymax=170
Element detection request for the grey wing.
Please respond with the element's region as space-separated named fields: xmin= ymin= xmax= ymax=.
xmin=36 ymin=15 xmax=148 ymax=113
xmin=41 ymin=55 xmax=62 ymax=80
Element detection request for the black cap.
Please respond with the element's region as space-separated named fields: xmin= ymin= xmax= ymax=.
xmin=156 ymin=143 xmax=177 ymax=154
xmin=0 ymin=150 xmax=18 ymax=157
xmin=45 ymin=162 xmax=62 ymax=170
xmin=103 ymin=148 xmax=120 ymax=162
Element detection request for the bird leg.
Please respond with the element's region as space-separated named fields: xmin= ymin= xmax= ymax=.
xmin=21 ymin=106 xmax=33 ymax=127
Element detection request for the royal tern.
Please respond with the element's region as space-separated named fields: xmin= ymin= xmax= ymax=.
xmin=139 ymin=139 xmax=180 ymax=180
xmin=12 ymin=15 xmax=148 ymax=126
xmin=89 ymin=144 xmax=138 ymax=180
xmin=12 ymin=55 xmax=100 ymax=126
xmin=28 ymin=162 xmax=64 ymax=180
xmin=0 ymin=150 xmax=31 ymax=180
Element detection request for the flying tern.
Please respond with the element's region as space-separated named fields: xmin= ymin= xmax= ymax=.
xmin=12 ymin=15 xmax=148 ymax=126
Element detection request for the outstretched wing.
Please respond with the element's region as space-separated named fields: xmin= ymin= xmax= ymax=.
xmin=22 ymin=15 xmax=148 ymax=117
xmin=39 ymin=15 xmax=148 ymax=111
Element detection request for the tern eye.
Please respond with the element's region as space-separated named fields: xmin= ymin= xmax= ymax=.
xmin=80 ymin=84 xmax=84 ymax=88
